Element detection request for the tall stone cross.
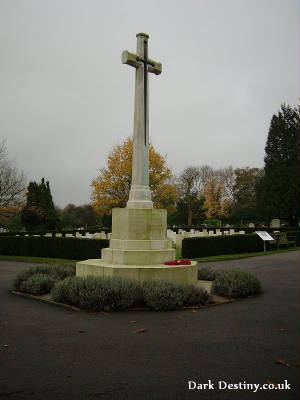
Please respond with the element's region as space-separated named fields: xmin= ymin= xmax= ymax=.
xmin=122 ymin=33 xmax=162 ymax=209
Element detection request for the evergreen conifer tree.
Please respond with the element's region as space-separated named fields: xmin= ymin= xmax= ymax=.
xmin=256 ymin=104 xmax=300 ymax=225
xmin=21 ymin=178 xmax=58 ymax=230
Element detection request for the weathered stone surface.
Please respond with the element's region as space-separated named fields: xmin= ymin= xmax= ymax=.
xmin=101 ymin=208 xmax=175 ymax=265
xmin=270 ymin=219 xmax=280 ymax=228
xmin=111 ymin=208 xmax=167 ymax=240
xmin=76 ymin=260 xmax=198 ymax=285
xmin=75 ymin=33 xmax=197 ymax=286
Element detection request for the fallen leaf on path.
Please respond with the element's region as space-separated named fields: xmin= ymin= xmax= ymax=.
xmin=135 ymin=328 xmax=148 ymax=333
xmin=275 ymin=359 xmax=290 ymax=367
xmin=279 ymin=328 xmax=286 ymax=332
xmin=176 ymin=315 xmax=183 ymax=319
xmin=266 ymin=379 xmax=278 ymax=388
xmin=100 ymin=311 xmax=109 ymax=316
xmin=130 ymin=320 xmax=137 ymax=324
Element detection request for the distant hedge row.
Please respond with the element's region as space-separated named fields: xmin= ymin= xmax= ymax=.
xmin=287 ymin=231 xmax=300 ymax=246
xmin=0 ymin=236 xmax=109 ymax=260
xmin=182 ymin=234 xmax=265 ymax=258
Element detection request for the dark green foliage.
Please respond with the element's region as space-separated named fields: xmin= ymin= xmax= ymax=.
xmin=198 ymin=266 xmax=219 ymax=281
xmin=203 ymin=219 xmax=220 ymax=226
xmin=0 ymin=236 xmax=109 ymax=260
xmin=20 ymin=274 xmax=57 ymax=295
xmin=232 ymin=168 xmax=263 ymax=221
xmin=181 ymin=284 xmax=211 ymax=305
xmin=169 ymin=195 xmax=206 ymax=226
xmin=4 ymin=214 xmax=23 ymax=231
xmin=21 ymin=178 xmax=59 ymax=230
xmin=256 ymin=104 xmax=300 ymax=224
xmin=182 ymin=234 xmax=262 ymax=258
xmin=212 ymin=269 xmax=262 ymax=298
xmin=51 ymin=276 xmax=143 ymax=311
xmin=13 ymin=263 xmax=75 ymax=290
xmin=59 ymin=204 xmax=101 ymax=230
xmin=286 ymin=231 xmax=300 ymax=246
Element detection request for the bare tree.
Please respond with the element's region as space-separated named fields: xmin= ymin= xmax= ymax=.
xmin=218 ymin=166 xmax=236 ymax=203
xmin=176 ymin=166 xmax=201 ymax=225
xmin=0 ymin=139 xmax=26 ymax=215
xmin=198 ymin=165 xmax=215 ymax=192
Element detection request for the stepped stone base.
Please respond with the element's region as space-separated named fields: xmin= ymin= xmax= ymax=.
xmin=76 ymin=259 xmax=198 ymax=285
xmin=76 ymin=207 xmax=197 ymax=285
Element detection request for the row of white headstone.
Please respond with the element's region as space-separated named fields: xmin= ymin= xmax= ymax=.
xmin=16 ymin=229 xmax=246 ymax=247
xmin=167 ymin=229 xmax=246 ymax=249
xmin=16 ymin=231 xmax=111 ymax=240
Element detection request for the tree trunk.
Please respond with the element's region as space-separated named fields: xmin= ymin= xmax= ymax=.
xmin=187 ymin=207 xmax=193 ymax=226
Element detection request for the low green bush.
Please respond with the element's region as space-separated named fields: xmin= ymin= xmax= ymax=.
xmin=181 ymin=284 xmax=211 ymax=306
xmin=182 ymin=234 xmax=262 ymax=258
xmin=51 ymin=276 xmax=83 ymax=307
xmin=0 ymin=236 xmax=109 ymax=260
xmin=52 ymin=276 xmax=211 ymax=311
xmin=141 ymin=280 xmax=185 ymax=311
xmin=79 ymin=276 xmax=143 ymax=311
xmin=212 ymin=269 xmax=262 ymax=298
xmin=197 ymin=266 xmax=219 ymax=281
xmin=20 ymin=273 xmax=57 ymax=295
xmin=13 ymin=263 xmax=75 ymax=290
xmin=51 ymin=276 xmax=143 ymax=311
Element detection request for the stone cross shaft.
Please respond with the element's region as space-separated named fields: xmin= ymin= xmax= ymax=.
xmin=122 ymin=33 xmax=162 ymax=209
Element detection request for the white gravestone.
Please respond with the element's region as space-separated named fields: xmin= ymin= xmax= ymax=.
xmin=270 ymin=219 xmax=280 ymax=228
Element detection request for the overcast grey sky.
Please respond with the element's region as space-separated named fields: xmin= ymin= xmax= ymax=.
xmin=0 ymin=0 xmax=299 ymax=208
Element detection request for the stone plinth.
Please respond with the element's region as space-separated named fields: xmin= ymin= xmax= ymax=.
xmin=101 ymin=208 xmax=175 ymax=265
xmin=75 ymin=34 xmax=198 ymax=286
xmin=76 ymin=259 xmax=198 ymax=285
xmin=76 ymin=207 xmax=199 ymax=285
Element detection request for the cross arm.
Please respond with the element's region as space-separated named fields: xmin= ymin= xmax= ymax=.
xmin=121 ymin=50 xmax=162 ymax=75
xmin=121 ymin=50 xmax=140 ymax=68
xmin=148 ymin=61 xmax=162 ymax=75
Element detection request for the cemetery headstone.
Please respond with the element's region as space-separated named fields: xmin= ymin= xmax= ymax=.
xmin=270 ymin=219 xmax=280 ymax=228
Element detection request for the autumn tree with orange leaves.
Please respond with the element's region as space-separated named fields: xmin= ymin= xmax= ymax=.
xmin=202 ymin=176 xmax=230 ymax=219
xmin=91 ymin=138 xmax=178 ymax=216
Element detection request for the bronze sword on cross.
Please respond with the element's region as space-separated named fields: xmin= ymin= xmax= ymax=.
xmin=136 ymin=39 xmax=155 ymax=145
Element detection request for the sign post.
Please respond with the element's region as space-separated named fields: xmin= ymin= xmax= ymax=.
xmin=255 ymin=231 xmax=275 ymax=252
